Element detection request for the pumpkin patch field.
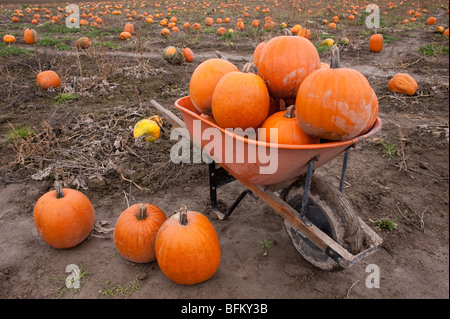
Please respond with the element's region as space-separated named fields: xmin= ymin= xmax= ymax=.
xmin=0 ymin=0 xmax=448 ymax=300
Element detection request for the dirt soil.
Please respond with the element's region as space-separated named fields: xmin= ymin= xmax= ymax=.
xmin=0 ymin=3 xmax=449 ymax=300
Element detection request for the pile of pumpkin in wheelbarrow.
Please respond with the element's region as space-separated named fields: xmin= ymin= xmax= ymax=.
xmin=33 ymin=34 xmax=382 ymax=286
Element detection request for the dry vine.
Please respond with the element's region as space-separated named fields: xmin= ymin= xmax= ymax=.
xmin=4 ymin=106 xmax=181 ymax=193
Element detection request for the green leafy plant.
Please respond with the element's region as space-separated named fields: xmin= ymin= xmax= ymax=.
xmin=380 ymin=141 xmax=396 ymax=158
xmin=52 ymin=93 xmax=78 ymax=105
xmin=7 ymin=126 xmax=35 ymax=140
xmin=219 ymin=31 xmax=234 ymax=45
xmin=418 ymin=44 xmax=449 ymax=56
xmin=0 ymin=44 xmax=34 ymax=57
xmin=370 ymin=218 xmax=397 ymax=233
xmin=258 ymin=239 xmax=273 ymax=257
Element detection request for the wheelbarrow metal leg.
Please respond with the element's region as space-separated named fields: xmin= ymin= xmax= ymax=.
xmin=339 ymin=147 xmax=352 ymax=193
xmin=209 ymin=161 xmax=250 ymax=220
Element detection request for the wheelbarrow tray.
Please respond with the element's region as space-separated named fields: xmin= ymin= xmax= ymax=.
xmin=174 ymin=96 xmax=382 ymax=186
xmin=150 ymin=96 xmax=384 ymax=270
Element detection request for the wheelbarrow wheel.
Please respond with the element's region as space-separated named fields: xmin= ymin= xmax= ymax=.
xmin=282 ymin=176 xmax=363 ymax=271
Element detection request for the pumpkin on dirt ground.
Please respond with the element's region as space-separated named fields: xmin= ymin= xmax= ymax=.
xmin=123 ymin=22 xmax=134 ymax=34
xmin=256 ymin=35 xmax=320 ymax=100
xmin=211 ymin=63 xmax=269 ymax=130
xmin=259 ymin=105 xmax=320 ymax=145
xmin=182 ymin=47 xmax=194 ymax=63
xmin=189 ymin=58 xmax=238 ymax=114
xmin=33 ymin=181 xmax=95 ymax=249
xmin=163 ymin=46 xmax=184 ymax=64
xmin=388 ymin=73 xmax=418 ymax=96
xmin=3 ymin=34 xmax=16 ymax=44
xmin=295 ymin=46 xmax=379 ymax=141
xmin=369 ymin=34 xmax=384 ymax=52
xmin=120 ymin=31 xmax=132 ymax=40
xmin=155 ymin=205 xmax=221 ymax=285
xmin=114 ymin=203 xmax=167 ymax=263
xmin=24 ymin=28 xmax=37 ymax=45
xmin=36 ymin=70 xmax=61 ymax=90
xmin=76 ymin=36 xmax=91 ymax=49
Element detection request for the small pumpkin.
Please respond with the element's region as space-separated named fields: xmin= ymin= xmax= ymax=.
xmin=76 ymin=36 xmax=91 ymax=49
xmin=33 ymin=181 xmax=95 ymax=249
xmin=114 ymin=203 xmax=167 ymax=263
xmin=123 ymin=22 xmax=134 ymax=34
xmin=182 ymin=47 xmax=194 ymax=63
xmin=3 ymin=34 xmax=16 ymax=44
xmin=217 ymin=27 xmax=226 ymax=35
xmin=37 ymin=70 xmax=61 ymax=90
xmin=24 ymin=28 xmax=37 ymax=45
xmin=161 ymin=28 xmax=170 ymax=36
xmin=369 ymin=34 xmax=383 ymax=52
xmin=388 ymin=73 xmax=418 ymax=96
xmin=205 ymin=17 xmax=213 ymax=26
xmin=163 ymin=46 xmax=184 ymax=64
xmin=426 ymin=17 xmax=437 ymax=25
xmin=155 ymin=206 xmax=221 ymax=285
xmin=321 ymin=38 xmax=335 ymax=47
xmin=297 ymin=28 xmax=311 ymax=39
xmin=120 ymin=31 xmax=132 ymax=40
xmin=133 ymin=116 xmax=162 ymax=142
xmin=211 ymin=63 xmax=269 ymax=130
xmin=189 ymin=58 xmax=239 ymax=114
xmin=259 ymin=105 xmax=320 ymax=145
xmin=295 ymin=46 xmax=378 ymax=141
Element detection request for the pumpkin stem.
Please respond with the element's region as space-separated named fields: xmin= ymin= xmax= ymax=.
xmin=330 ymin=45 xmax=341 ymax=69
xmin=179 ymin=205 xmax=188 ymax=226
xmin=137 ymin=204 xmax=148 ymax=220
xmin=281 ymin=28 xmax=292 ymax=36
xmin=215 ymin=50 xmax=228 ymax=61
xmin=242 ymin=62 xmax=257 ymax=74
xmin=284 ymin=105 xmax=296 ymax=118
xmin=54 ymin=181 xmax=64 ymax=199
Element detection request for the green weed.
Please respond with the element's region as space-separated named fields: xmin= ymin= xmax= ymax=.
xmin=418 ymin=44 xmax=449 ymax=56
xmin=370 ymin=218 xmax=398 ymax=233
xmin=258 ymin=239 xmax=273 ymax=257
xmin=7 ymin=126 xmax=35 ymax=141
xmin=52 ymin=93 xmax=78 ymax=104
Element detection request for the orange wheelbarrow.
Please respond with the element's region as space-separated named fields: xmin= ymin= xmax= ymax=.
xmin=151 ymin=96 xmax=383 ymax=270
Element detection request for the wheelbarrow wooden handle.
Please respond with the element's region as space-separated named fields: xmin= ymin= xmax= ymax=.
xmin=150 ymin=99 xmax=186 ymax=129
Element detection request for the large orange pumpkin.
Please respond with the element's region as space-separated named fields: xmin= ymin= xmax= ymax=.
xmin=257 ymin=35 xmax=320 ymax=99
xmin=36 ymin=70 xmax=61 ymax=90
xmin=114 ymin=203 xmax=167 ymax=263
xmin=189 ymin=58 xmax=238 ymax=114
xmin=155 ymin=206 xmax=221 ymax=285
xmin=252 ymin=41 xmax=266 ymax=67
xmin=24 ymin=28 xmax=37 ymax=45
xmin=259 ymin=105 xmax=320 ymax=145
xmin=388 ymin=73 xmax=418 ymax=96
xmin=211 ymin=64 xmax=270 ymax=130
xmin=33 ymin=181 xmax=95 ymax=249
xmin=295 ymin=46 xmax=378 ymax=141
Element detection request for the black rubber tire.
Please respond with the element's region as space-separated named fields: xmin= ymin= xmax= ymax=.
xmin=282 ymin=176 xmax=363 ymax=270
